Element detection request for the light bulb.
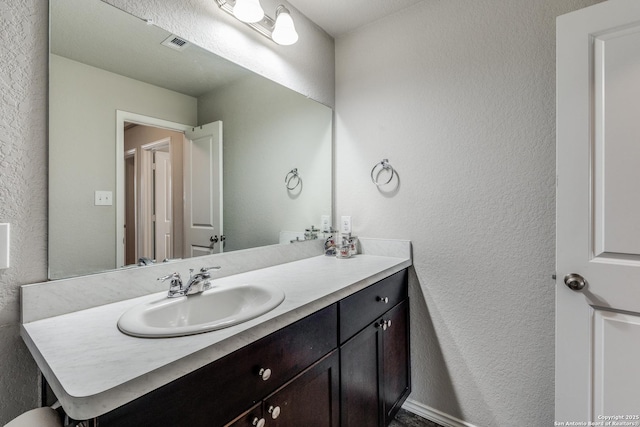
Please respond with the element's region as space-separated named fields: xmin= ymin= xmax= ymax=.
xmin=272 ymin=6 xmax=298 ymax=45
xmin=233 ymin=0 xmax=264 ymax=23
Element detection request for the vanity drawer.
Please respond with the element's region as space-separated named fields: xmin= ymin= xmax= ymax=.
xmin=98 ymin=303 xmax=338 ymax=427
xmin=339 ymin=269 xmax=407 ymax=343
xmin=218 ymin=303 xmax=338 ymax=411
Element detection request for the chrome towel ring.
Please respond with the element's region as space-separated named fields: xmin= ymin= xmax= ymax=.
xmin=371 ymin=159 xmax=394 ymax=186
xmin=285 ymin=168 xmax=301 ymax=190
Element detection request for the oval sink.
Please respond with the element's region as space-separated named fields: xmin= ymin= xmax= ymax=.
xmin=117 ymin=284 xmax=285 ymax=338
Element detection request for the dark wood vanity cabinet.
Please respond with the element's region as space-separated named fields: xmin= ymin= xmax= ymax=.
xmin=97 ymin=304 xmax=338 ymax=427
xmin=72 ymin=268 xmax=409 ymax=427
xmin=339 ymin=269 xmax=411 ymax=427
xmin=260 ymin=351 xmax=340 ymax=427
xmin=227 ymin=351 xmax=340 ymax=427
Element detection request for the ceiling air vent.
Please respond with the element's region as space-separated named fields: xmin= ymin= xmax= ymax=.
xmin=161 ymin=34 xmax=190 ymax=51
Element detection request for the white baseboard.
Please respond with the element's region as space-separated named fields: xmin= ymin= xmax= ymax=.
xmin=402 ymin=399 xmax=479 ymax=427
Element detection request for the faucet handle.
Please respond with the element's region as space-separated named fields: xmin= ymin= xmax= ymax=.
xmin=192 ymin=266 xmax=221 ymax=280
xmin=158 ymin=272 xmax=181 ymax=282
xmin=158 ymin=272 xmax=185 ymax=297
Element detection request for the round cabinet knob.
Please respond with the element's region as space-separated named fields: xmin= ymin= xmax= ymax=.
xmin=377 ymin=296 xmax=389 ymax=303
xmin=252 ymin=417 xmax=266 ymax=427
xmin=385 ymin=319 xmax=392 ymax=329
xmin=564 ymin=273 xmax=586 ymax=291
xmin=268 ymin=405 xmax=281 ymax=419
xmin=258 ymin=368 xmax=272 ymax=381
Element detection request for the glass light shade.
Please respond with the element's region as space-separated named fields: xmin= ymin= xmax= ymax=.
xmin=233 ymin=0 xmax=264 ymax=23
xmin=272 ymin=7 xmax=298 ymax=45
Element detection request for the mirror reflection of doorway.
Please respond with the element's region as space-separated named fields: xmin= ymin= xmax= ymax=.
xmin=117 ymin=111 xmax=224 ymax=268
xmin=123 ymin=123 xmax=186 ymax=265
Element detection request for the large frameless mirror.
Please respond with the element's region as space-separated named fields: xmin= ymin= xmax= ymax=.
xmin=48 ymin=0 xmax=332 ymax=279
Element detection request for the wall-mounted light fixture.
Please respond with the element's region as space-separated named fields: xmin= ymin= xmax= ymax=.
xmin=215 ymin=0 xmax=299 ymax=45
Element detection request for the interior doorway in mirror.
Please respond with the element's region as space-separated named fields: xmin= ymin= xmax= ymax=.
xmin=118 ymin=112 xmax=224 ymax=268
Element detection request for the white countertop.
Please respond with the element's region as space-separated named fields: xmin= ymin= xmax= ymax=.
xmin=21 ymin=252 xmax=411 ymax=420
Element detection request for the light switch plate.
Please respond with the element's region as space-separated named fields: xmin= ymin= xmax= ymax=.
xmin=0 ymin=223 xmax=9 ymax=269
xmin=95 ymin=191 xmax=113 ymax=206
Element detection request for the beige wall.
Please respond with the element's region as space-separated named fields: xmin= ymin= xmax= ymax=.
xmin=335 ymin=0 xmax=604 ymax=425
xmin=49 ymin=54 xmax=197 ymax=279
xmin=198 ymin=75 xmax=332 ymax=251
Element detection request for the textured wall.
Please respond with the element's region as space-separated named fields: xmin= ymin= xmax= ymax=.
xmin=0 ymin=0 xmax=333 ymax=424
xmin=334 ymin=0 xmax=603 ymax=425
xmin=0 ymin=0 xmax=48 ymax=422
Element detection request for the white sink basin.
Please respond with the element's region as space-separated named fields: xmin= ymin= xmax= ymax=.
xmin=117 ymin=284 xmax=285 ymax=338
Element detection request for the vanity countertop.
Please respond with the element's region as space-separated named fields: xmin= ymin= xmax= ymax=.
xmin=21 ymin=252 xmax=411 ymax=420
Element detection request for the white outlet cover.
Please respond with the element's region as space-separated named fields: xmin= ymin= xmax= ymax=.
xmin=341 ymin=215 xmax=352 ymax=234
xmin=321 ymin=215 xmax=331 ymax=232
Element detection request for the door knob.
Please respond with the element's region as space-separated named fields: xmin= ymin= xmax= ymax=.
xmin=564 ymin=273 xmax=586 ymax=291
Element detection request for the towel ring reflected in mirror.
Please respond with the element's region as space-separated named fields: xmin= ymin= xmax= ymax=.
xmin=285 ymin=168 xmax=301 ymax=190
xmin=371 ymin=159 xmax=394 ymax=186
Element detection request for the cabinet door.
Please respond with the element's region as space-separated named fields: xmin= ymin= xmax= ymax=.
xmin=382 ymin=300 xmax=410 ymax=425
xmin=340 ymin=321 xmax=382 ymax=427
xmin=263 ymin=351 xmax=339 ymax=427
xmin=341 ymin=299 xmax=411 ymax=427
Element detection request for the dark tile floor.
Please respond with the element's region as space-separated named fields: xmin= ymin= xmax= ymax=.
xmin=390 ymin=409 xmax=445 ymax=427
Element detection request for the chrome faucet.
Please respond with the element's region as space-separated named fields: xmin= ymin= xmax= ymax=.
xmin=158 ymin=266 xmax=221 ymax=298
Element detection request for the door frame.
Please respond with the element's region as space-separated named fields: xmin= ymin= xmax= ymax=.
xmin=139 ymin=138 xmax=171 ymax=261
xmin=124 ymin=148 xmax=137 ymax=264
xmin=116 ymin=111 xmax=191 ymax=267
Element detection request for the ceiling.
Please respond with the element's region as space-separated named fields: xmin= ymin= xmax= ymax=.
xmin=286 ymin=0 xmax=424 ymax=38
xmin=52 ymin=0 xmax=251 ymax=97
xmin=51 ymin=0 xmax=423 ymax=98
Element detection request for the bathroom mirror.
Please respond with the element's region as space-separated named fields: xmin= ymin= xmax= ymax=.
xmin=48 ymin=0 xmax=332 ymax=279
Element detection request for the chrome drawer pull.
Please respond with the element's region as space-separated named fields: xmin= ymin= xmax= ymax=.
xmin=377 ymin=319 xmax=392 ymax=330
xmin=258 ymin=367 xmax=272 ymax=381
xmin=376 ymin=296 xmax=389 ymax=303
xmin=268 ymin=405 xmax=281 ymax=419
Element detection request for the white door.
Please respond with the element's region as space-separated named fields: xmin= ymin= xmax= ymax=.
xmin=154 ymin=150 xmax=172 ymax=261
xmin=557 ymin=0 xmax=640 ymax=423
xmin=184 ymin=121 xmax=223 ymax=257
